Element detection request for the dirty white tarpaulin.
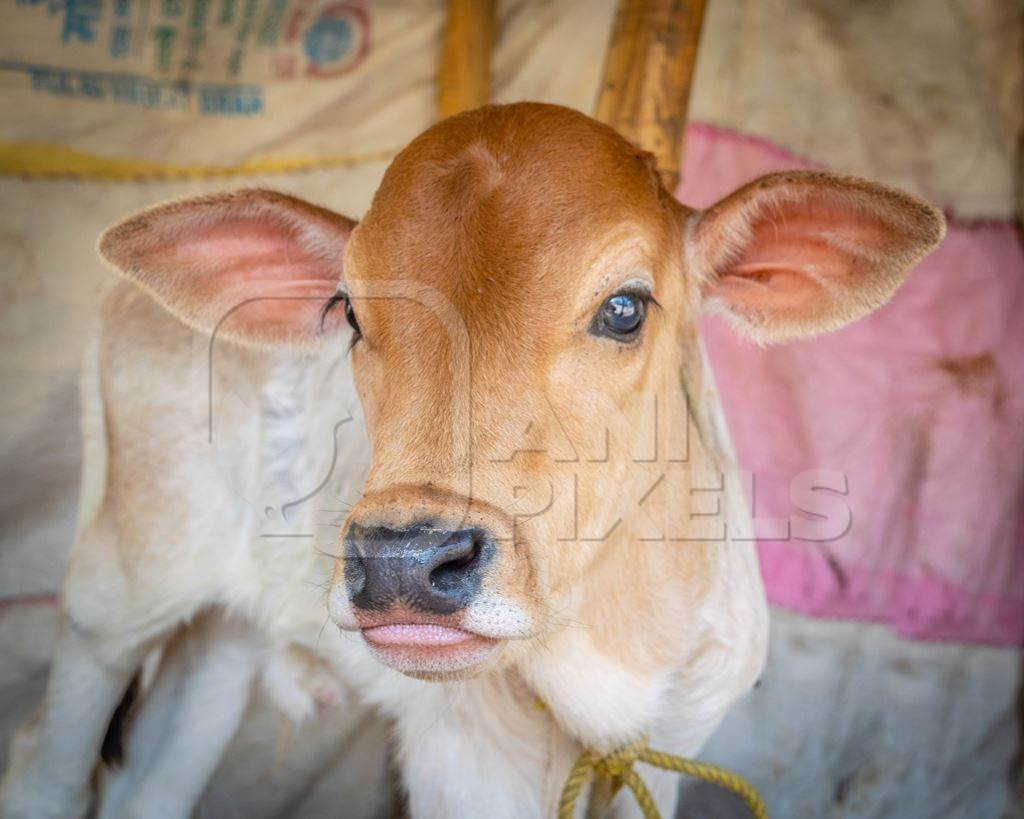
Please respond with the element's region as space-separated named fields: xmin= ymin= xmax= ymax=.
xmin=1 ymin=0 xmax=1021 ymax=817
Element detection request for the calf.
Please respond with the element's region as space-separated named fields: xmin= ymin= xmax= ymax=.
xmin=0 ymin=103 xmax=943 ymax=818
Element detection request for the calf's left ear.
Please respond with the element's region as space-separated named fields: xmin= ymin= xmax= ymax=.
xmin=689 ymin=171 xmax=945 ymax=343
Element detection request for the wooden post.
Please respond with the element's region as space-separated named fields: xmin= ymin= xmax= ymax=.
xmin=437 ymin=0 xmax=496 ymax=120
xmin=595 ymin=0 xmax=707 ymax=192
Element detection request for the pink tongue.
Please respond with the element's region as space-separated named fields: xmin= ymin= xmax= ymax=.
xmin=363 ymin=624 xmax=475 ymax=647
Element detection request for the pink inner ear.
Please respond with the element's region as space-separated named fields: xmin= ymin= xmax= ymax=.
xmin=709 ymin=195 xmax=898 ymax=330
xmin=157 ymin=214 xmax=346 ymax=342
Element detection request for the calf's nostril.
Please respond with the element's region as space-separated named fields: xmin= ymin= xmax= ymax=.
xmin=428 ymin=535 xmax=483 ymax=592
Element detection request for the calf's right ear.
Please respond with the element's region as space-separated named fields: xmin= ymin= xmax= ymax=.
xmin=98 ymin=189 xmax=356 ymax=348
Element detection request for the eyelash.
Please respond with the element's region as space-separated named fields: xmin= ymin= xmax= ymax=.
xmin=319 ymin=292 xmax=344 ymax=330
xmin=320 ymin=292 xmax=362 ymax=347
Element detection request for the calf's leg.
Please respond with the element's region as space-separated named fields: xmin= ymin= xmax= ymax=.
xmin=0 ymin=618 xmax=151 ymax=819
xmin=98 ymin=612 xmax=261 ymax=819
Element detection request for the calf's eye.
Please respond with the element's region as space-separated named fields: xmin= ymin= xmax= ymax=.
xmin=344 ymin=297 xmax=360 ymax=335
xmin=319 ymin=291 xmax=362 ymax=347
xmin=593 ymin=292 xmax=647 ymax=340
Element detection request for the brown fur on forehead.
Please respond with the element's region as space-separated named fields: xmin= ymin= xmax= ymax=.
xmin=351 ymin=104 xmax=677 ymax=341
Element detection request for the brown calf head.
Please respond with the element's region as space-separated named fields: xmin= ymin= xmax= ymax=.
xmin=99 ymin=103 xmax=945 ymax=680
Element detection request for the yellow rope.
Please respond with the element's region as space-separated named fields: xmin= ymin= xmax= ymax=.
xmin=557 ymin=737 xmax=767 ymax=819
xmin=0 ymin=142 xmax=398 ymax=181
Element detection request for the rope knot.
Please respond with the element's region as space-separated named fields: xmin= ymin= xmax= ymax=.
xmin=590 ymin=738 xmax=645 ymax=781
xmin=557 ymin=735 xmax=767 ymax=819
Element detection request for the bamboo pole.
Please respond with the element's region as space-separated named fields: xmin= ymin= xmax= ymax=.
xmin=437 ymin=0 xmax=496 ymax=120
xmin=595 ymin=0 xmax=707 ymax=192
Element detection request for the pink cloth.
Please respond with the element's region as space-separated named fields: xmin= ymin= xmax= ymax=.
xmin=682 ymin=124 xmax=1024 ymax=646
